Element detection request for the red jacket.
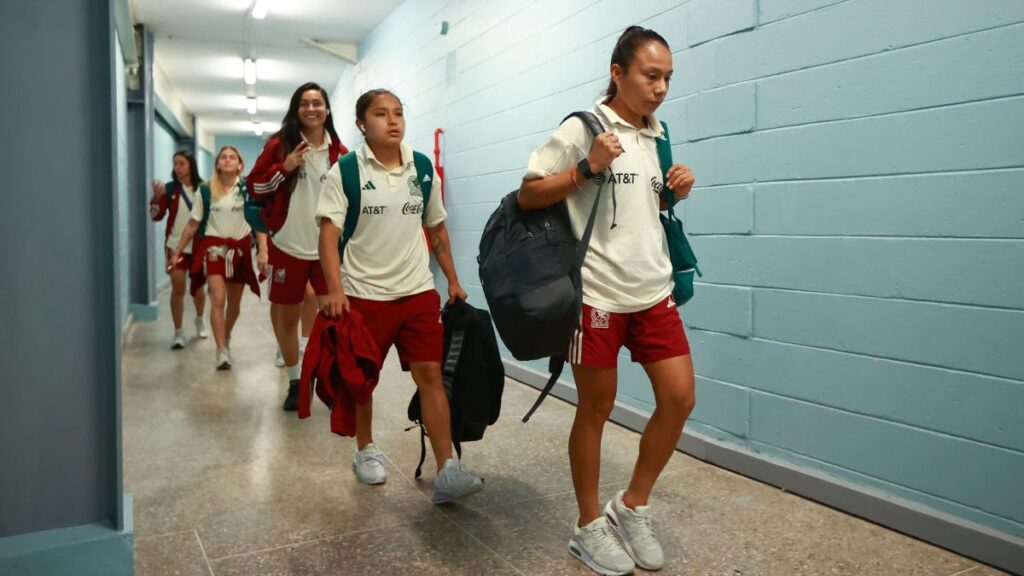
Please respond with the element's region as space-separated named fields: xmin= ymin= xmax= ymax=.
xmin=299 ymin=310 xmax=381 ymax=437
xmin=248 ymin=134 xmax=348 ymax=232
xmin=190 ymin=236 xmax=261 ymax=297
xmin=149 ymin=181 xmax=193 ymax=244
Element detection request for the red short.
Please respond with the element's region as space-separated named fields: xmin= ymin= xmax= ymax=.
xmin=347 ymin=290 xmax=443 ymax=371
xmin=165 ymin=249 xmax=193 ymax=273
xmin=568 ymin=295 xmax=690 ymax=368
xmin=202 ymin=249 xmax=246 ymax=284
xmin=267 ymin=240 xmax=327 ymax=305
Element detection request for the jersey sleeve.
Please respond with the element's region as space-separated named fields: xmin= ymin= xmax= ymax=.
xmin=523 ymin=117 xmax=589 ymax=180
xmin=316 ymin=164 xmax=348 ymax=230
xmin=423 ymin=166 xmax=446 ymax=228
xmin=190 ymin=190 xmax=205 ymax=222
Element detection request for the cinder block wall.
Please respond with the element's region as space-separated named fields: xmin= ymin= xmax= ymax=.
xmin=331 ymin=0 xmax=1024 ymax=543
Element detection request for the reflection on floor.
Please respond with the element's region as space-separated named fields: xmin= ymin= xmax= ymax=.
xmin=124 ymin=290 xmax=1004 ymax=575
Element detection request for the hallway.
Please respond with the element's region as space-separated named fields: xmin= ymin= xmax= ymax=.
xmin=125 ymin=291 xmax=1003 ymax=576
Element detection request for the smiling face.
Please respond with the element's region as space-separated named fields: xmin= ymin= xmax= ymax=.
xmin=297 ymin=89 xmax=328 ymax=130
xmin=360 ymin=93 xmax=405 ymax=147
xmin=611 ymin=40 xmax=673 ymax=119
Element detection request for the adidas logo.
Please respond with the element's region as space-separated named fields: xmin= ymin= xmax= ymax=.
xmin=422 ymin=174 xmax=431 ymax=182
xmin=362 ymin=181 xmax=377 ymax=191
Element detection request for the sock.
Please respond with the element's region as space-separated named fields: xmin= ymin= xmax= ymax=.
xmin=174 ymin=328 xmax=184 ymax=336
xmin=286 ymin=364 xmax=301 ymax=381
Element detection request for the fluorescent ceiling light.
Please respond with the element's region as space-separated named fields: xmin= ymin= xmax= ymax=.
xmin=253 ymin=121 xmax=264 ymax=136
xmin=246 ymin=97 xmax=258 ymax=115
xmin=243 ymin=58 xmax=257 ymax=85
xmin=251 ymin=0 xmax=269 ymax=20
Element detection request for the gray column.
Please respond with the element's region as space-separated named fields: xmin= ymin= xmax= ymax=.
xmin=128 ymin=24 xmax=159 ymax=320
xmin=0 ymin=3 xmax=128 ymax=570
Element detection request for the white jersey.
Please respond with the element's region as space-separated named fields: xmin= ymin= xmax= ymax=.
xmin=166 ymin=185 xmax=196 ymax=254
xmin=316 ymin=142 xmax=445 ymax=301
xmin=524 ymin=103 xmax=672 ymax=313
xmin=271 ymin=132 xmax=334 ymax=260
xmin=190 ymin=181 xmax=252 ymax=241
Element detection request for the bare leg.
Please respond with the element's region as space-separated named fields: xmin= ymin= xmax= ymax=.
xmin=568 ymin=364 xmax=619 ymax=526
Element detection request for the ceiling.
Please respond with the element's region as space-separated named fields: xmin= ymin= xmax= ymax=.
xmin=131 ymin=0 xmax=403 ymax=136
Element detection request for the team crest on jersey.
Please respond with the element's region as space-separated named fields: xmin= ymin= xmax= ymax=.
xmin=590 ymin=308 xmax=610 ymax=329
xmin=274 ymin=268 xmax=286 ymax=283
xmin=407 ymin=175 xmax=423 ymax=198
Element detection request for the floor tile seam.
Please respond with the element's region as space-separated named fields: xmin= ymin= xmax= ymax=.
xmin=441 ymin=479 xmax=629 ymax=516
xmin=439 ymin=512 xmax=528 ymax=576
xmin=204 ymin=518 xmax=423 ymax=563
xmin=949 ymin=567 xmax=981 ymax=576
xmin=193 ymin=530 xmax=216 ymax=576
xmin=132 ymin=528 xmax=197 ymax=542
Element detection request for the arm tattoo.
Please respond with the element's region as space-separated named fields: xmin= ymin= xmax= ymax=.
xmin=430 ymin=233 xmax=449 ymax=256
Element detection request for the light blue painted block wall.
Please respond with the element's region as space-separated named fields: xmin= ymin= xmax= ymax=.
xmin=214 ymin=134 xmax=267 ymax=178
xmin=152 ymin=119 xmax=177 ymax=283
xmin=198 ymin=147 xmax=213 ymax=182
xmin=332 ymin=0 xmax=1024 ymax=539
xmin=114 ymin=36 xmax=130 ymax=328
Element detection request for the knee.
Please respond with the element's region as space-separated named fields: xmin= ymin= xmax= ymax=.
xmin=661 ymin=386 xmax=696 ymax=418
xmin=577 ymin=397 xmax=615 ymax=427
xmin=413 ymin=369 xmax=444 ymax=394
xmin=211 ymin=294 xmax=227 ymax=309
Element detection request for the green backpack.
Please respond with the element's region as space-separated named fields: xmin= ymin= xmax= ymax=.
xmin=655 ymin=122 xmax=701 ymax=306
xmin=335 ymin=150 xmax=434 ymax=257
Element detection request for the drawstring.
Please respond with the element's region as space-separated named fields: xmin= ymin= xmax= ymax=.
xmin=609 ymin=174 xmax=618 ymax=230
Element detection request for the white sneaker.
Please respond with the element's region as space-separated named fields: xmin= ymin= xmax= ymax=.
xmin=274 ymin=348 xmax=285 ymax=368
xmin=171 ymin=330 xmax=186 ymax=350
xmin=195 ymin=317 xmax=209 ymax=339
xmin=432 ymin=458 xmax=484 ymax=504
xmin=352 ymin=444 xmax=388 ymax=485
xmin=569 ymin=516 xmax=635 ymax=576
xmin=605 ymin=490 xmax=663 ymax=570
xmin=216 ymin=349 xmax=231 ymax=370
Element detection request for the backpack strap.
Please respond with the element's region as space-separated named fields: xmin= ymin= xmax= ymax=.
xmin=337 ymin=151 xmax=361 ymax=257
xmin=239 ymin=178 xmax=268 ymax=234
xmin=655 ymin=121 xmax=678 ymax=210
xmin=198 ymin=184 xmax=212 ymax=238
xmin=174 ymin=181 xmax=194 ymax=211
xmin=522 ymin=111 xmax=607 ymax=424
xmin=412 ymin=151 xmax=433 ymax=223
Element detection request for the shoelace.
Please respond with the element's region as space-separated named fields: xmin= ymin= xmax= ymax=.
xmin=360 ymin=451 xmax=386 ymax=467
xmin=630 ymin=513 xmax=658 ymax=547
xmin=594 ymin=522 xmax=624 ymax=551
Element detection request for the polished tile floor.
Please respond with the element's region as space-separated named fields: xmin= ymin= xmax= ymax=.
xmin=125 ymin=291 xmax=1005 ymax=575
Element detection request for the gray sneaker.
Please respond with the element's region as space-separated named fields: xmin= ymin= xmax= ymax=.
xmin=215 ymin=349 xmax=231 ymax=370
xmin=569 ymin=516 xmax=635 ymax=575
xmin=605 ymin=490 xmax=663 ymax=571
xmin=352 ymin=444 xmax=388 ymax=485
xmin=431 ymin=458 xmax=484 ymax=504
xmin=171 ymin=330 xmax=186 ymax=350
xmin=195 ymin=317 xmax=209 ymax=339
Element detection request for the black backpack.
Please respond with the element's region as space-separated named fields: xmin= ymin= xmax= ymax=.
xmin=477 ymin=111 xmax=607 ymax=423
xmin=407 ymin=298 xmax=505 ymax=478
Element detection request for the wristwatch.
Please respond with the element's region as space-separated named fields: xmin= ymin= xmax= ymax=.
xmin=577 ymin=158 xmax=597 ymax=180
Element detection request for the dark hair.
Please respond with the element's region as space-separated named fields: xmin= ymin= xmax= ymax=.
xmin=604 ymin=26 xmax=670 ymax=101
xmin=171 ymin=150 xmax=201 ymax=189
xmin=355 ymin=89 xmax=402 ymax=129
xmin=275 ymin=82 xmax=341 ymax=153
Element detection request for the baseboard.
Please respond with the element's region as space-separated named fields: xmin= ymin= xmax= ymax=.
xmin=0 ymin=495 xmax=134 ymax=576
xmin=129 ymin=301 xmax=159 ymax=321
xmin=503 ymin=360 xmax=1024 ymax=575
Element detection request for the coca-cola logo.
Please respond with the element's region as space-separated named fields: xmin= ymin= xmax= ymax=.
xmin=402 ymin=202 xmax=424 ymax=215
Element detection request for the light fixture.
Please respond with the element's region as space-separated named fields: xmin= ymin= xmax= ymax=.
xmin=246 ymin=97 xmax=258 ymax=115
xmin=243 ymin=58 xmax=257 ymax=85
xmin=251 ymin=0 xmax=269 ymax=20
xmin=252 ymin=121 xmax=264 ymax=136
